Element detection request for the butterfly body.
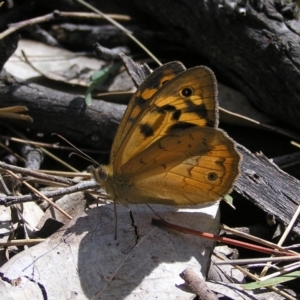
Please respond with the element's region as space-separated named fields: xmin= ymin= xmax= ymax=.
xmin=94 ymin=62 xmax=241 ymax=206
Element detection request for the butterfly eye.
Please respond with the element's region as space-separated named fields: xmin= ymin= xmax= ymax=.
xmin=181 ymin=87 xmax=193 ymax=97
xmin=207 ymin=172 xmax=218 ymax=181
xmin=96 ymin=168 xmax=108 ymax=181
xmin=161 ymin=80 xmax=169 ymax=86
xmin=100 ymin=169 xmax=108 ymax=181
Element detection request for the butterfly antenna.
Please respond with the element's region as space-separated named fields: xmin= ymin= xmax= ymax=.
xmin=52 ymin=133 xmax=99 ymax=166
xmin=69 ymin=152 xmax=99 ymax=165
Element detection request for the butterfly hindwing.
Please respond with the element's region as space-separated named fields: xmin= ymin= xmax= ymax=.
xmin=114 ymin=127 xmax=240 ymax=205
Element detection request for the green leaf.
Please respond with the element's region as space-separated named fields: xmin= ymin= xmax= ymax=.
xmin=85 ymin=93 xmax=92 ymax=106
xmin=85 ymin=62 xmax=123 ymax=106
xmin=243 ymin=271 xmax=300 ymax=290
xmin=223 ymin=194 xmax=236 ymax=209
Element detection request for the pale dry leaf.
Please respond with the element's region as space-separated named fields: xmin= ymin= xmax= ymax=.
xmin=0 ymin=202 xmax=220 ymax=299
xmin=5 ymin=39 xmax=104 ymax=86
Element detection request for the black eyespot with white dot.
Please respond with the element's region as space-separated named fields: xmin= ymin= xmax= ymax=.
xmin=207 ymin=172 xmax=218 ymax=181
xmin=181 ymin=87 xmax=193 ymax=97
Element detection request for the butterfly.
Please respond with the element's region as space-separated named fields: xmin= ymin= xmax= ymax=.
xmin=93 ymin=61 xmax=241 ymax=206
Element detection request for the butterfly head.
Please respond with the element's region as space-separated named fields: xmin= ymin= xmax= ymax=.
xmin=91 ymin=165 xmax=109 ymax=183
xmin=91 ymin=165 xmax=117 ymax=201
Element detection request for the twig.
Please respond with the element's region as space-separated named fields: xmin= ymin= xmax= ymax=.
xmin=0 ymin=11 xmax=131 ymax=40
xmin=1 ymin=135 xmax=107 ymax=154
xmin=180 ymin=267 xmax=217 ymax=300
xmin=260 ymin=203 xmax=300 ymax=276
xmin=0 ymin=179 xmax=99 ymax=205
xmin=21 ymin=145 xmax=44 ymax=169
xmin=221 ymin=224 xmax=298 ymax=255
xmin=37 ymin=170 xmax=90 ymax=178
xmin=0 ymin=173 xmax=12 ymax=195
xmin=5 ymin=170 xmax=72 ymax=219
xmin=260 ymin=262 xmax=300 ymax=282
xmin=75 ymin=0 xmax=162 ymax=66
xmin=272 ymin=151 xmax=300 ymax=169
xmin=0 ymin=143 xmax=26 ymax=163
xmin=278 ymin=204 xmax=300 ymax=245
xmin=152 ymin=219 xmax=295 ymax=257
xmin=0 ymin=239 xmax=45 ymax=246
xmin=0 ymin=161 xmax=80 ymax=185
xmin=6 ymin=125 xmax=79 ymax=172
xmin=213 ymin=252 xmax=297 ymax=300
xmin=215 ymin=256 xmax=300 ymax=265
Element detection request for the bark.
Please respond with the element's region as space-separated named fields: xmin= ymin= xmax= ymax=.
xmin=0 ymin=1 xmax=300 ymax=236
xmin=235 ymin=144 xmax=300 ymax=235
xmin=127 ymin=0 xmax=300 ymax=131
xmin=0 ymin=70 xmax=125 ymax=149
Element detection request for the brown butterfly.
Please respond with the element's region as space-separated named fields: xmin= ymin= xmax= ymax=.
xmin=93 ymin=61 xmax=241 ymax=206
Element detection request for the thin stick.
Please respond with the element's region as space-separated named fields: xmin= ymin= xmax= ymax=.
xmin=37 ymin=170 xmax=90 ymax=178
xmin=146 ymin=203 xmax=163 ymax=219
xmin=2 ymin=180 xmax=99 ymax=205
xmin=260 ymin=203 xmax=300 ymax=276
xmin=5 ymin=170 xmax=72 ymax=220
xmin=0 ymin=143 xmax=26 ymax=163
xmin=6 ymin=126 xmax=79 ymax=172
xmin=152 ymin=219 xmax=295 ymax=257
xmin=221 ymin=224 xmax=298 ymax=255
xmin=278 ymin=204 xmax=300 ymax=245
xmin=75 ymin=0 xmax=162 ymax=66
xmin=0 ymin=161 xmax=79 ymax=185
xmin=0 ymin=239 xmax=45 ymax=246
xmin=259 ymin=262 xmax=300 ymax=282
xmin=215 ymin=256 xmax=300 ymax=265
xmin=114 ymin=200 xmax=118 ymax=240
xmin=0 ymin=11 xmax=131 ymax=40
xmin=1 ymin=135 xmax=107 ymax=154
xmin=213 ymin=252 xmax=297 ymax=300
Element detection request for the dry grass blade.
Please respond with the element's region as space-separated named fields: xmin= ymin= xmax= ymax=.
xmin=220 ymin=224 xmax=298 ymax=254
xmin=0 ymin=142 xmax=26 ymax=163
xmin=0 ymin=161 xmax=80 ymax=185
xmin=0 ymin=239 xmax=45 ymax=246
xmin=260 ymin=203 xmax=300 ymax=276
xmin=215 ymin=256 xmax=300 ymax=265
xmin=213 ymin=252 xmax=297 ymax=300
xmin=75 ymin=0 xmax=162 ymax=66
xmin=0 ymin=106 xmax=32 ymax=122
xmin=1 ymin=135 xmax=104 ymax=154
xmin=0 ymin=11 xmax=131 ymax=40
xmin=5 ymin=169 xmax=72 ymax=220
xmin=6 ymin=126 xmax=80 ymax=172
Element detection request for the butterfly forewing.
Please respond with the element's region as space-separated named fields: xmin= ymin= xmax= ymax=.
xmin=110 ymin=61 xmax=186 ymax=165
xmin=114 ymin=67 xmax=217 ymax=171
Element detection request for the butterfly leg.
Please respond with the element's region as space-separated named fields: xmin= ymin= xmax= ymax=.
xmin=145 ymin=204 xmax=164 ymax=220
xmin=114 ymin=200 xmax=118 ymax=240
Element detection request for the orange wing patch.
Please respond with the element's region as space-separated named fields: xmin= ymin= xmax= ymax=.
xmin=115 ymin=67 xmax=217 ymax=170
xmin=110 ymin=62 xmax=186 ymax=164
